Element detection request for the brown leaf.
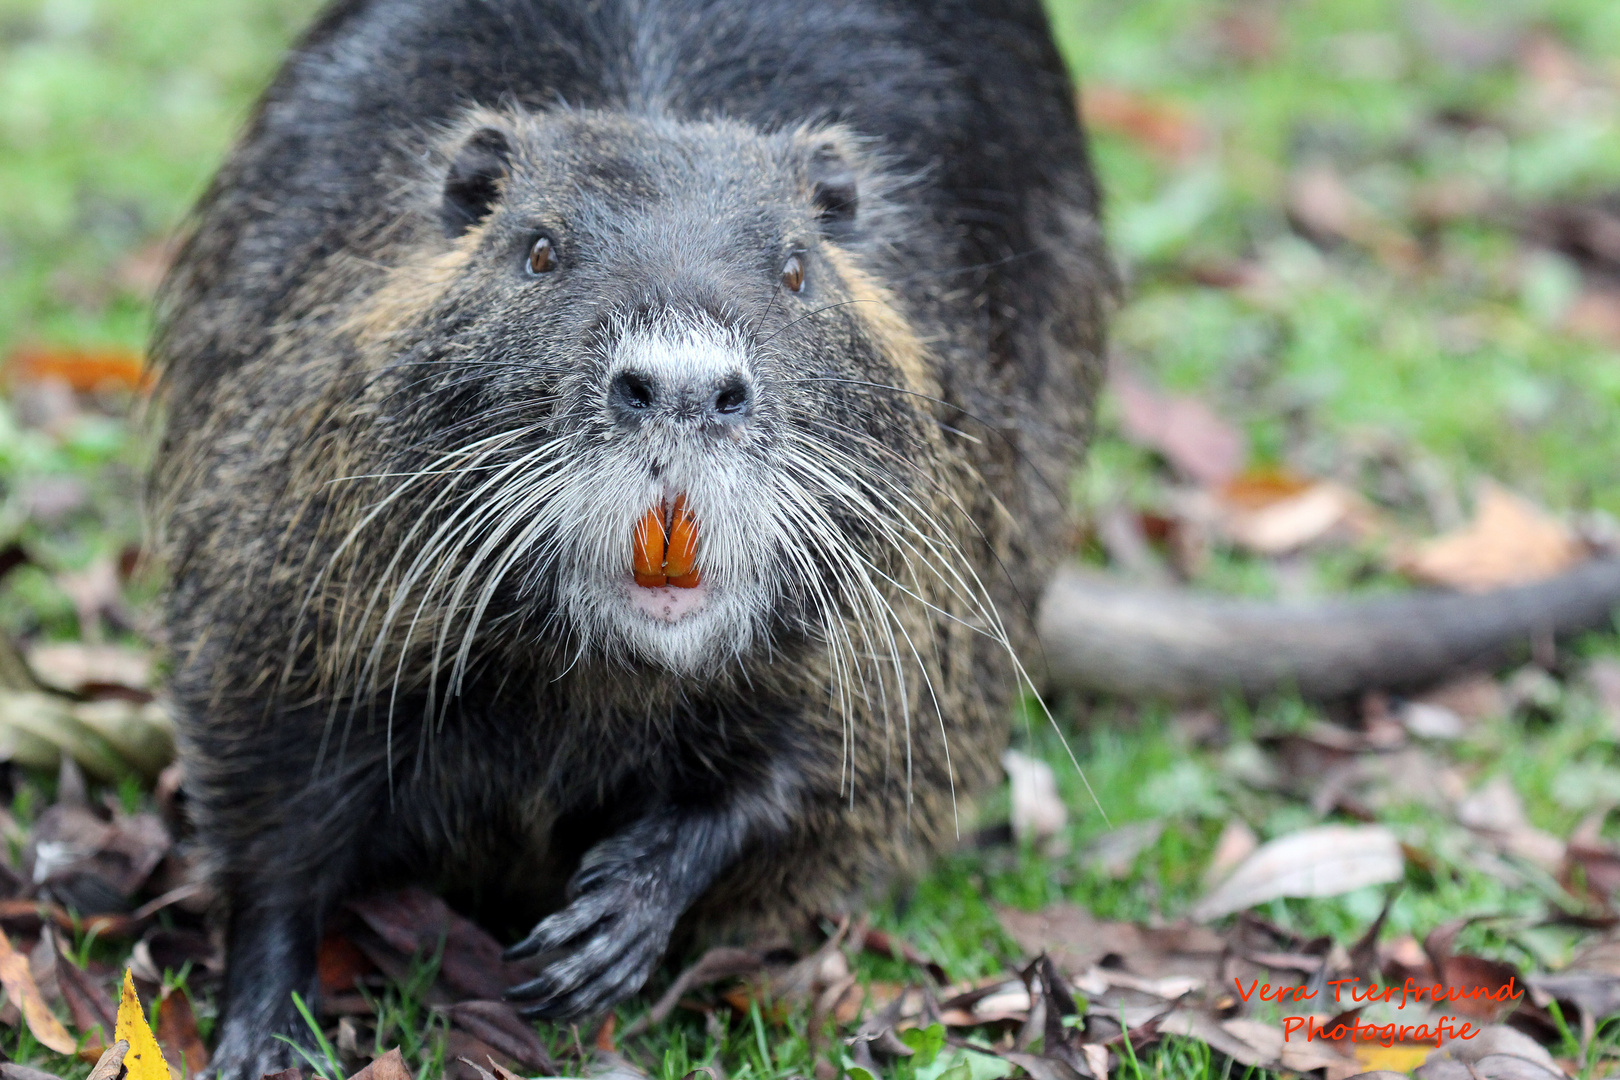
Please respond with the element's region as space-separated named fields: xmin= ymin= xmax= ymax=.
xmin=86 ymin=1040 xmax=129 ymax=1080
xmin=937 ymin=977 xmax=1032 ymax=1026
xmin=1419 ymin=674 xmax=1506 ymax=721
xmin=450 ymin=1057 xmax=498 ymax=1080
xmin=0 ymin=928 xmax=76 ymax=1053
xmin=25 ymin=647 xmax=152 ymax=696
xmin=1203 ymin=819 xmax=1259 ymax=890
xmin=25 ymin=644 xmax=151 ymax=697
xmin=1190 ymin=825 xmax=1404 ymax=922
xmin=0 ymin=898 xmax=138 ymax=940
xmin=1081 ymin=86 xmax=1203 ymax=162
xmin=1214 ymin=476 xmax=1380 ymax=555
xmin=347 ymin=888 xmax=518 ymax=1000
xmin=1395 ymin=483 xmax=1585 ymax=591
xmin=55 ymin=941 xmax=117 ymax=1045
xmin=30 ymin=802 xmax=172 ymax=911
xmin=442 ymin=1036 xmax=514 ymax=1080
xmin=997 ymin=904 xmax=1224 ymax=982
xmin=319 ymin=933 xmax=378 ymax=996
xmin=443 ymin=1001 xmax=556 ymax=1073
xmin=3 ymin=346 xmax=149 ymax=395
xmin=1563 ymin=815 xmax=1620 ymax=910
xmin=1422 ymin=921 xmax=1525 ymax=1022
xmin=1083 ymin=821 xmax=1165 ymax=881
xmin=860 ymin=927 xmax=948 ymax=985
xmin=157 ymin=988 xmax=209 ymax=1077
xmin=1457 ymin=775 xmax=1565 ymax=872
xmin=1430 ymin=1026 xmax=1562 ymax=1076
xmin=0 ymin=1064 xmax=67 ymax=1080
xmin=1110 ymin=369 xmax=1246 ymax=486
xmin=1528 ymin=968 xmax=1620 ymax=1025
xmin=347 ymin=1047 xmax=413 ymax=1080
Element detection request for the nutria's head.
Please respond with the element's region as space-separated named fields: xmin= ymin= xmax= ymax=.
xmin=331 ymin=107 xmax=967 ymax=685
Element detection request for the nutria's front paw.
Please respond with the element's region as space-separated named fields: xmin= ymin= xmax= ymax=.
xmin=503 ymin=860 xmax=678 ymax=1018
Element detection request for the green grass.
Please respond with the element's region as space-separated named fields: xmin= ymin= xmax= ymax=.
xmin=4 ymin=0 xmax=1620 ymax=1075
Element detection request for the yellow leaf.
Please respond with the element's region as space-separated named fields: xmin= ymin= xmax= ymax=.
xmin=1354 ymin=1042 xmax=1434 ymax=1073
xmin=116 ymin=970 xmax=174 ymax=1080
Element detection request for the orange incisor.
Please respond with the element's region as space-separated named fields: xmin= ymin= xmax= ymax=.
xmin=632 ymin=494 xmax=701 ymax=589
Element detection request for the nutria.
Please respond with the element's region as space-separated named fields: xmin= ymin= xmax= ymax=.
xmin=147 ymin=0 xmax=1108 ymax=1072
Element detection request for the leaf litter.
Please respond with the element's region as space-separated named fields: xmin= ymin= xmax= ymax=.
xmin=4 ymin=2 xmax=1620 ymax=1080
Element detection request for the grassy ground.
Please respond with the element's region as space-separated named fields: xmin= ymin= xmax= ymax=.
xmin=4 ymin=0 xmax=1620 ymax=1076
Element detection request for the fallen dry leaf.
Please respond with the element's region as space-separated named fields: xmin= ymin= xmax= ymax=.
xmin=442 ymin=1001 xmax=557 ymax=1073
xmin=85 ymin=1041 xmax=129 ymax=1080
xmin=3 ymin=346 xmax=149 ymax=395
xmin=1083 ymin=820 xmax=1165 ymax=880
xmin=0 ymin=928 xmax=75 ymax=1054
xmin=1221 ymin=1016 xmax=1349 ymax=1073
xmin=1111 ymin=369 xmax=1247 ymax=486
xmin=116 ymin=969 xmax=171 ymax=1080
xmin=1395 ymin=483 xmax=1585 ymax=591
xmin=1214 ymin=474 xmax=1379 ymax=555
xmin=1081 ymin=86 xmax=1203 ymax=162
xmin=1190 ymin=825 xmax=1404 ymax=922
xmin=997 ymin=903 xmax=1224 ymax=983
xmin=55 ymin=941 xmax=117 ymax=1046
xmin=1202 ymin=819 xmax=1259 ymax=889
xmin=156 ymin=988 xmax=208 ymax=1077
xmin=1418 ymin=674 xmax=1506 ymax=721
xmin=1399 ymin=700 xmax=1467 ymax=740
xmin=348 ymin=1047 xmax=413 ymax=1080
xmin=318 ymin=933 xmax=376 ymax=997
xmin=1 ymin=1064 xmax=66 ymax=1080
xmin=30 ymin=799 xmax=173 ymax=912
xmin=25 ymin=643 xmax=152 ymax=697
xmin=1457 ymin=775 xmax=1565 ymax=872
xmin=348 ymin=888 xmax=523 ymax=1000
xmin=1003 ymin=749 xmax=1067 ymax=845
xmin=1563 ymin=812 xmax=1620 ymax=910
xmin=1423 ymin=1025 xmax=1563 ymax=1080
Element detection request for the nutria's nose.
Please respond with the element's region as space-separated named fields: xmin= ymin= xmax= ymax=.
xmin=608 ymin=369 xmax=755 ymax=428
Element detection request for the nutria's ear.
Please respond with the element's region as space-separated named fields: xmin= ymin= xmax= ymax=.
xmin=810 ymin=146 xmax=858 ymax=235
xmin=441 ymin=127 xmax=513 ymax=237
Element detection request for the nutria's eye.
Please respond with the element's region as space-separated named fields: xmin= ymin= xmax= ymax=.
xmin=780 ymin=254 xmax=804 ymax=293
xmin=527 ymin=235 xmax=556 ymax=275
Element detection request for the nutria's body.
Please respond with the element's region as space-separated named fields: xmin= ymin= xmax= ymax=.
xmin=150 ymin=0 xmax=1107 ymax=1072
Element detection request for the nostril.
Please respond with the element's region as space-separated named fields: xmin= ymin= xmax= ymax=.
xmin=711 ymin=376 xmax=751 ymax=420
xmin=610 ymin=371 xmax=657 ymax=419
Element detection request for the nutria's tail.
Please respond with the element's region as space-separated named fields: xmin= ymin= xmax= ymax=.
xmin=1035 ymin=559 xmax=1620 ymax=702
